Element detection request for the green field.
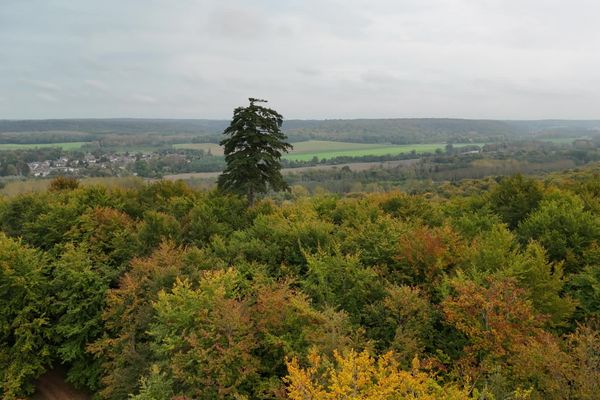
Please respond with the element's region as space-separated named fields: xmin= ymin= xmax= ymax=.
xmin=284 ymin=143 xmax=441 ymax=161
xmin=0 ymin=142 xmax=88 ymax=150
xmin=173 ymin=141 xmax=400 ymax=156
xmin=174 ymin=140 xmax=480 ymax=162
xmin=283 ymin=141 xmax=476 ymax=161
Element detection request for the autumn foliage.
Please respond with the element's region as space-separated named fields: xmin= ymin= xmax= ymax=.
xmin=0 ymin=169 xmax=599 ymax=399
xmin=285 ymin=350 xmax=472 ymax=400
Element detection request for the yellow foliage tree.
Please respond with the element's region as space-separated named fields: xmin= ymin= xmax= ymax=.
xmin=285 ymin=349 xmax=473 ymax=400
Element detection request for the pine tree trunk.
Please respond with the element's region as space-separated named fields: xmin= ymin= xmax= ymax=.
xmin=247 ymin=187 xmax=255 ymax=206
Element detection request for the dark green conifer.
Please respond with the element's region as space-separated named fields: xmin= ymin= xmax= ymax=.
xmin=218 ymin=98 xmax=292 ymax=205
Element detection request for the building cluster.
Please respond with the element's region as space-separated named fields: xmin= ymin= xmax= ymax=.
xmin=27 ymin=153 xmax=150 ymax=177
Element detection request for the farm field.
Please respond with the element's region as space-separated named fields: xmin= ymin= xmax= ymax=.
xmin=285 ymin=143 xmax=441 ymax=161
xmin=172 ymin=141 xmax=387 ymax=156
xmin=283 ymin=141 xmax=478 ymax=161
xmin=174 ymin=140 xmax=481 ymax=161
xmin=0 ymin=142 xmax=88 ymax=150
xmin=173 ymin=142 xmax=224 ymax=155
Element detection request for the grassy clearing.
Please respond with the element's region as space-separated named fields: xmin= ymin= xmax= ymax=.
xmin=0 ymin=142 xmax=88 ymax=150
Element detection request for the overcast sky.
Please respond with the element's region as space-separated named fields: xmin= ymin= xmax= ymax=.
xmin=1 ymin=0 xmax=600 ymax=119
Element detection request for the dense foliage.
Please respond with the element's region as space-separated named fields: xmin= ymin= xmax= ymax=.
xmin=0 ymin=168 xmax=599 ymax=399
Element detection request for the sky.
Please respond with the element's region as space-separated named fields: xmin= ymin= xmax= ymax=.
xmin=1 ymin=0 xmax=600 ymax=120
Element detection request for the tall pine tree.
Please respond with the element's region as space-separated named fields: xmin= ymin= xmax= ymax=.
xmin=218 ymin=98 xmax=292 ymax=205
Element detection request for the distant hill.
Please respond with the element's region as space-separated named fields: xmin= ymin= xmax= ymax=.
xmin=0 ymin=118 xmax=598 ymax=144
xmin=283 ymin=118 xmax=518 ymax=143
xmin=505 ymin=120 xmax=600 ymax=139
xmin=506 ymin=120 xmax=600 ymax=132
xmin=0 ymin=119 xmax=228 ymax=135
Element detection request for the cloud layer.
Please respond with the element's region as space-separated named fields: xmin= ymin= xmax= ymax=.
xmin=1 ymin=0 xmax=600 ymax=119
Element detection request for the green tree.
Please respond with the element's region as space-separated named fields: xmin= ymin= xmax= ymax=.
xmin=489 ymin=174 xmax=544 ymax=229
xmin=518 ymin=192 xmax=600 ymax=272
xmin=0 ymin=234 xmax=50 ymax=399
xmin=504 ymin=242 xmax=575 ymax=327
xmin=88 ymin=242 xmax=201 ymax=400
xmin=570 ymin=264 xmax=600 ymax=320
xmin=301 ymin=250 xmax=385 ymax=323
xmin=364 ymin=285 xmax=435 ymax=364
xmin=50 ymin=244 xmax=108 ymax=391
xmin=218 ymin=98 xmax=292 ymax=205
xmin=136 ymin=211 xmax=181 ymax=255
xmin=148 ymin=271 xmax=258 ymax=399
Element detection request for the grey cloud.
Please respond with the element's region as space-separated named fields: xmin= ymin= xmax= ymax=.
xmin=206 ymin=7 xmax=270 ymax=40
xmin=297 ymin=67 xmax=321 ymax=76
xmin=19 ymin=79 xmax=62 ymax=92
xmin=2 ymin=0 xmax=600 ymax=119
xmin=80 ymin=56 xmax=112 ymax=72
xmin=83 ymin=80 xmax=110 ymax=92
xmin=36 ymin=92 xmax=60 ymax=103
xmin=360 ymin=71 xmax=405 ymax=85
xmin=130 ymin=94 xmax=159 ymax=104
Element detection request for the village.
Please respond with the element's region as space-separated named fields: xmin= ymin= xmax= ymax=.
xmin=27 ymin=152 xmax=151 ymax=177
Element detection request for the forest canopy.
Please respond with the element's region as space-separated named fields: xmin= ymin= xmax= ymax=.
xmin=0 ymin=167 xmax=599 ymax=399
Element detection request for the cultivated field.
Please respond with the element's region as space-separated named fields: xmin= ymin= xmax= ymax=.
xmin=174 ymin=140 xmax=477 ymax=161
xmin=284 ymin=142 xmax=448 ymax=161
xmin=173 ymin=142 xmax=224 ymax=155
xmin=0 ymin=142 xmax=88 ymax=150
